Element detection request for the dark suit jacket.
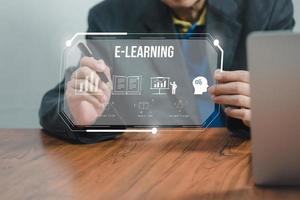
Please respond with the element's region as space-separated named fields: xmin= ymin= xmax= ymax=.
xmin=39 ymin=0 xmax=294 ymax=143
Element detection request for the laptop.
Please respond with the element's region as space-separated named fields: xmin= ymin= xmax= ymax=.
xmin=247 ymin=31 xmax=300 ymax=186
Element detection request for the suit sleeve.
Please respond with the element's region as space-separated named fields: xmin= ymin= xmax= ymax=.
xmin=38 ymin=8 xmax=122 ymax=144
xmin=39 ymin=70 xmax=121 ymax=144
xmin=266 ymin=0 xmax=295 ymax=30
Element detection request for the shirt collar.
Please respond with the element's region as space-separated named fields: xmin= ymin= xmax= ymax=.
xmin=173 ymin=7 xmax=207 ymax=33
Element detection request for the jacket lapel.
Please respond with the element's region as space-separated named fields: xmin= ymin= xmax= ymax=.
xmin=141 ymin=0 xmax=175 ymax=33
xmin=206 ymin=0 xmax=242 ymax=68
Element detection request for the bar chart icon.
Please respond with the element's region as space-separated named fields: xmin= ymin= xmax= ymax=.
xmin=150 ymin=77 xmax=170 ymax=95
xmin=76 ymin=72 xmax=100 ymax=95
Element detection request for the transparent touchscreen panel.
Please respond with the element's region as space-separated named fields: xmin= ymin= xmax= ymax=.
xmin=59 ymin=34 xmax=223 ymax=131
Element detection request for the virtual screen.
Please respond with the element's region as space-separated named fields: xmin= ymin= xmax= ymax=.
xmin=59 ymin=34 xmax=222 ymax=131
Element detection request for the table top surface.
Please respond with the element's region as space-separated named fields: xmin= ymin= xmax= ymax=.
xmin=0 ymin=128 xmax=299 ymax=200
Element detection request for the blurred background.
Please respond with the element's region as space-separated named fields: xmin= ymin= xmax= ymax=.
xmin=0 ymin=0 xmax=299 ymax=128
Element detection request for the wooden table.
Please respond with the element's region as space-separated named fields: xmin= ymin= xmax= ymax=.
xmin=0 ymin=129 xmax=299 ymax=200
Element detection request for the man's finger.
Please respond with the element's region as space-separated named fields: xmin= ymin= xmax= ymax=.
xmin=69 ymin=79 xmax=99 ymax=91
xmin=99 ymin=81 xmax=112 ymax=97
xmin=67 ymin=87 xmax=102 ymax=111
xmin=80 ymin=57 xmax=107 ymax=72
xmin=214 ymin=70 xmax=249 ymax=83
xmin=209 ymin=82 xmax=250 ymax=96
xmin=224 ymin=107 xmax=251 ymax=126
xmin=68 ymin=79 xmax=107 ymax=103
xmin=80 ymin=57 xmax=112 ymax=86
xmin=101 ymin=62 xmax=112 ymax=82
xmin=72 ymin=66 xmax=100 ymax=83
xmin=213 ymin=95 xmax=251 ymax=108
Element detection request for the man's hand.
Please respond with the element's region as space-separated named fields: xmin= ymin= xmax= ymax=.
xmin=65 ymin=57 xmax=112 ymax=126
xmin=208 ymin=70 xmax=251 ymax=127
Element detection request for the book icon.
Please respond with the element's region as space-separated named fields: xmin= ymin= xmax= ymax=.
xmin=112 ymin=75 xmax=142 ymax=95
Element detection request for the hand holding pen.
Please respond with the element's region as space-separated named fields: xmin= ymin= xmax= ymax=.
xmin=65 ymin=43 xmax=113 ymax=126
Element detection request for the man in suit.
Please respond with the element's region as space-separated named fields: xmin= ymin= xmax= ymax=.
xmin=39 ymin=0 xmax=294 ymax=143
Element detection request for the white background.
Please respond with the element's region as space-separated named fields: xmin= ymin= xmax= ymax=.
xmin=0 ymin=0 xmax=299 ymax=128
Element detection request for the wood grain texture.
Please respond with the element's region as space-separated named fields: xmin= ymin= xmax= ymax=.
xmin=0 ymin=128 xmax=299 ymax=200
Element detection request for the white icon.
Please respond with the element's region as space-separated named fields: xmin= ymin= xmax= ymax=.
xmin=174 ymin=99 xmax=185 ymax=113
xmin=150 ymin=77 xmax=170 ymax=95
xmin=105 ymin=101 xmax=114 ymax=111
xmin=112 ymin=75 xmax=142 ymax=95
xmin=75 ymin=72 xmax=100 ymax=95
xmin=133 ymin=101 xmax=151 ymax=114
xmin=192 ymin=76 xmax=209 ymax=95
xmin=138 ymin=101 xmax=150 ymax=114
xmin=138 ymin=101 xmax=149 ymax=110
xmin=170 ymin=81 xmax=177 ymax=95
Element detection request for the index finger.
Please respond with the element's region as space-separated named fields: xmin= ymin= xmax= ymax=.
xmin=214 ymin=70 xmax=249 ymax=83
xmin=80 ymin=57 xmax=107 ymax=72
xmin=80 ymin=57 xmax=112 ymax=83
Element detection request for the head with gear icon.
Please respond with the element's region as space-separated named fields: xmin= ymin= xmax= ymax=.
xmin=192 ymin=76 xmax=209 ymax=95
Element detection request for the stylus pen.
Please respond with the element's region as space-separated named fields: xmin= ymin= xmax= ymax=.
xmin=77 ymin=42 xmax=110 ymax=83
